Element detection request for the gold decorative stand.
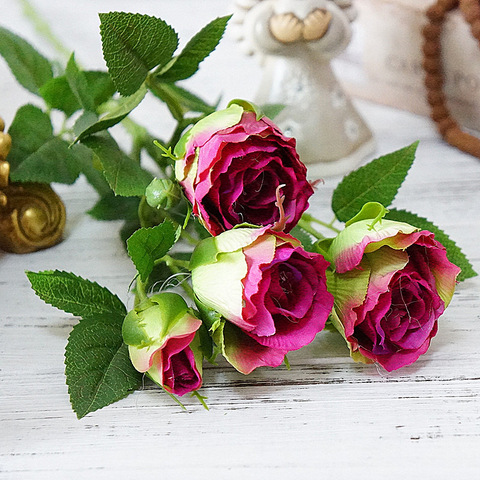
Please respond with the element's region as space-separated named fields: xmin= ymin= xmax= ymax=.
xmin=0 ymin=118 xmax=66 ymax=254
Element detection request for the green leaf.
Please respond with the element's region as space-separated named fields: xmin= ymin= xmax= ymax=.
xmin=39 ymin=77 xmax=81 ymax=117
xmin=99 ymin=11 xmax=178 ymax=96
xmin=290 ymin=225 xmax=316 ymax=252
xmin=65 ymin=53 xmax=95 ymax=112
xmin=82 ymin=133 xmax=153 ymax=196
xmin=88 ymin=192 xmax=140 ymax=221
xmin=386 ymin=208 xmax=477 ymax=282
xmin=0 ymin=26 xmax=53 ymax=94
xmin=332 ymin=142 xmax=419 ymax=222
xmin=85 ymin=71 xmax=117 ymax=107
xmin=127 ymin=221 xmax=177 ymax=281
xmin=157 ymin=15 xmax=231 ymax=83
xmin=10 ymin=138 xmax=82 ymax=184
xmin=65 ymin=313 xmax=142 ymax=418
xmin=39 ymin=71 xmax=117 ymax=117
xmin=72 ymin=143 xmax=111 ymax=196
xmin=152 ymin=83 xmax=215 ymax=115
xmin=260 ymin=103 xmax=285 ymax=120
xmin=7 ymin=104 xmax=53 ymax=170
xmin=26 ymin=270 xmax=127 ymax=318
xmin=74 ymin=84 xmax=147 ymax=142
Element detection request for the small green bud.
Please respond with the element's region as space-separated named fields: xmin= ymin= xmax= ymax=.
xmin=145 ymin=178 xmax=182 ymax=210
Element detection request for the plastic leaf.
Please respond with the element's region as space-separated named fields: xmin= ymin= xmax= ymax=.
xmin=99 ymin=12 xmax=178 ymax=96
xmin=126 ymin=221 xmax=177 ymax=281
xmin=0 ymin=26 xmax=53 ymax=95
xmin=332 ymin=142 xmax=418 ymax=222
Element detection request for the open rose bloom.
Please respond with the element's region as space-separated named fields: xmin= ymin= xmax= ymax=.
xmin=175 ymin=101 xmax=314 ymax=235
xmin=327 ymin=206 xmax=461 ymax=371
xmin=190 ymin=227 xmax=334 ymax=374
xmin=122 ymin=293 xmax=203 ymax=396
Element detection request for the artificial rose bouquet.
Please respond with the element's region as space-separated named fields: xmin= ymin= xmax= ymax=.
xmin=17 ymin=12 xmax=474 ymax=417
xmin=118 ymin=102 xmax=463 ymax=399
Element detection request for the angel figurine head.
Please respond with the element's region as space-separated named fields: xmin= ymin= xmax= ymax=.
xmin=232 ymin=0 xmax=375 ymax=177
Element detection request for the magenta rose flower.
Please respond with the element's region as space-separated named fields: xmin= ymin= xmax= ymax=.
xmin=174 ymin=100 xmax=314 ymax=236
xmin=190 ymin=226 xmax=334 ymax=374
xmin=122 ymin=292 xmax=203 ymax=396
xmin=327 ymin=204 xmax=461 ymax=371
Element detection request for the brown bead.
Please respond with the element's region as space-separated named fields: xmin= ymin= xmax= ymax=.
xmin=431 ymin=104 xmax=450 ymax=121
xmin=426 ymin=5 xmax=446 ymax=22
xmin=423 ymin=40 xmax=441 ymax=56
xmin=461 ymin=2 xmax=480 ymax=23
xmin=423 ymin=56 xmax=442 ymax=73
xmin=422 ymin=23 xmax=442 ymax=40
xmin=425 ymin=72 xmax=444 ymax=89
xmin=436 ymin=116 xmax=457 ymax=135
xmin=469 ymin=18 xmax=480 ymax=40
xmin=439 ymin=0 xmax=459 ymax=11
xmin=445 ymin=126 xmax=480 ymax=157
xmin=427 ymin=90 xmax=447 ymax=106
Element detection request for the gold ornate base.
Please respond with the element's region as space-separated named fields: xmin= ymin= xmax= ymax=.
xmin=0 ymin=117 xmax=66 ymax=254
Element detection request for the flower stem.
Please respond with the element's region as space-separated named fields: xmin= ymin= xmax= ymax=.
xmin=20 ymin=0 xmax=71 ymax=60
xmin=134 ymin=275 xmax=148 ymax=305
xmin=296 ymin=218 xmax=326 ymax=241
xmin=157 ymin=255 xmax=196 ymax=300
xmin=301 ymin=213 xmax=341 ymax=234
xmin=191 ymin=390 xmax=209 ymax=410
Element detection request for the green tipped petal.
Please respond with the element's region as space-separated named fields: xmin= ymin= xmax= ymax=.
xmin=192 ymin=250 xmax=247 ymax=322
xmin=174 ymin=103 xmax=244 ymax=159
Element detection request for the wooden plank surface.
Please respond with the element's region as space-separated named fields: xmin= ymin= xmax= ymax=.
xmin=1 ymin=1 xmax=479 ymax=478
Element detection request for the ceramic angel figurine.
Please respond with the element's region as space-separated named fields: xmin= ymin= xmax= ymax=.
xmin=233 ymin=0 xmax=375 ymax=176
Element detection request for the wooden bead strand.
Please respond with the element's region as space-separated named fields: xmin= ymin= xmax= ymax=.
xmin=422 ymin=0 xmax=480 ymax=158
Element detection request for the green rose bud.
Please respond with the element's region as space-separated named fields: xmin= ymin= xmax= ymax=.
xmin=123 ymin=292 xmax=203 ymax=396
xmin=145 ymin=178 xmax=182 ymax=210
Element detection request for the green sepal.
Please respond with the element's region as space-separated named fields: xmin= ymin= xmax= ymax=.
xmin=227 ymin=99 xmax=263 ymax=120
xmin=345 ymin=202 xmax=389 ymax=228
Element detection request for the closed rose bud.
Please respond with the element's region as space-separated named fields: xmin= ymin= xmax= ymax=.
xmin=190 ymin=226 xmax=333 ymax=374
xmin=327 ymin=204 xmax=461 ymax=371
xmin=123 ymin=292 xmax=203 ymax=396
xmin=175 ymin=100 xmax=314 ymax=235
xmin=145 ymin=178 xmax=182 ymax=210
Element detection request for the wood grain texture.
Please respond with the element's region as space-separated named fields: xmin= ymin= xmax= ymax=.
xmin=1 ymin=1 xmax=479 ymax=478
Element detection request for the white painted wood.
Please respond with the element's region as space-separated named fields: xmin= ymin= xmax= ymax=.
xmin=1 ymin=1 xmax=479 ymax=478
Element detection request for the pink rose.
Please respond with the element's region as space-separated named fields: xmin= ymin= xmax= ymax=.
xmin=123 ymin=293 xmax=203 ymax=396
xmin=190 ymin=226 xmax=334 ymax=373
xmin=175 ymin=101 xmax=313 ymax=235
xmin=327 ymin=206 xmax=461 ymax=371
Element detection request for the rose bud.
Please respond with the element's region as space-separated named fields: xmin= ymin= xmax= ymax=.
xmin=326 ymin=203 xmax=461 ymax=371
xmin=145 ymin=178 xmax=182 ymax=210
xmin=122 ymin=292 xmax=203 ymax=396
xmin=174 ymin=100 xmax=314 ymax=235
xmin=190 ymin=226 xmax=334 ymax=374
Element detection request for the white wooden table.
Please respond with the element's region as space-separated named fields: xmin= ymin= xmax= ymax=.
xmin=1 ymin=1 xmax=480 ymax=478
